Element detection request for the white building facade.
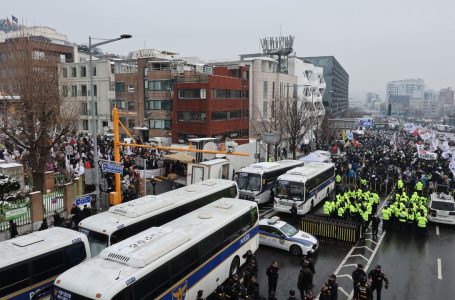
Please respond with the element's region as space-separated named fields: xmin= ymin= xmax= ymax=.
xmin=59 ymin=59 xmax=115 ymax=133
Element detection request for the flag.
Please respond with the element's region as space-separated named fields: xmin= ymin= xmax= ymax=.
xmin=11 ymin=15 xmax=18 ymax=23
xmin=341 ymin=130 xmax=347 ymax=142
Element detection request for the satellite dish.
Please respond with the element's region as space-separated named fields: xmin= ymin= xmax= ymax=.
xmin=202 ymin=142 xmax=217 ymax=161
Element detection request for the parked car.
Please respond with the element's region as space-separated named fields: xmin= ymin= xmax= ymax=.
xmin=259 ymin=217 xmax=319 ymax=255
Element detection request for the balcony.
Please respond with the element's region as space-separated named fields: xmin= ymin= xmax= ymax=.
xmin=175 ymin=75 xmax=208 ymax=83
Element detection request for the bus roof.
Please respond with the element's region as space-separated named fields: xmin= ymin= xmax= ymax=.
xmin=0 ymin=227 xmax=87 ymax=268
xmin=238 ymin=160 xmax=303 ymax=175
xmin=277 ymin=163 xmax=335 ymax=184
xmin=78 ymin=179 xmax=237 ymax=236
xmin=55 ymin=198 xmax=256 ymax=299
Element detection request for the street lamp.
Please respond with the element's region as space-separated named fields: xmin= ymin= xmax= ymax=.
xmin=89 ymin=34 xmax=132 ymax=211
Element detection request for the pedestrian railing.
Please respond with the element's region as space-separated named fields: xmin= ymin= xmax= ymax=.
xmin=0 ymin=197 xmax=31 ymax=231
xmin=43 ymin=188 xmax=65 ymax=218
xmin=300 ymin=215 xmax=360 ymax=245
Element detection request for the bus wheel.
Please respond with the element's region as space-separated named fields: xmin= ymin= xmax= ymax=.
xmin=229 ymin=256 xmax=240 ymax=276
xmin=290 ymin=245 xmax=302 ymax=256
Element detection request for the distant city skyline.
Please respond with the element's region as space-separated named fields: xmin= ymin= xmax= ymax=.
xmin=3 ymin=0 xmax=455 ymax=99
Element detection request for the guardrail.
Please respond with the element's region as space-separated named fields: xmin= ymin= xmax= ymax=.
xmin=0 ymin=197 xmax=31 ymax=231
xmin=43 ymin=188 xmax=65 ymax=217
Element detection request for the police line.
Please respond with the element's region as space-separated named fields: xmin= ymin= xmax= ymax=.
xmin=300 ymin=215 xmax=361 ymax=245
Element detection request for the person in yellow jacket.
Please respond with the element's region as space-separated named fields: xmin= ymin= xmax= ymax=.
xmin=382 ymin=207 xmax=391 ymax=231
xmin=415 ymin=181 xmax=424 ymax=195
xmin=417 ymin=214 xmax=428 ymax=237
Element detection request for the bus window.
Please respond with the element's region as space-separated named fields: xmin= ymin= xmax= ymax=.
xmin=31 ymin=252 xmax=65 ymax=283
xmin=134 ymin=264 xmax=170 ymax=299
xmin=64 ymin=242 xmax=87 ymax=268
xmin=111 ymin=227 xmax=128 ymax=245
xmin=0 ymin=263 xmax=29 ymax=297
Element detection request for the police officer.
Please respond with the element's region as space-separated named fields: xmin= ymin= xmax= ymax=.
xmin=381 ymin=206 xmax=390 ymax=232
xmin=327 ymin=274 xmax=338 ymax=300
xmin=352 ymin=264 xmax=366 ymax=299
xmin=290 ymin=203 xmax=298 ymax=226
xmin=266 ymin=261 xmax=279 ymax=294
xmin=368 ymin=265 xmax=389 ymax=300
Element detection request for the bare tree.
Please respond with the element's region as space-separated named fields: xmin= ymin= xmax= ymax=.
xmin=250 ymin=103 xmax=285 ymax=161
xmin=0 ymin=36 xmax=79 ymax=192
xmin=278 ymin=98 xmax=314 ymax=159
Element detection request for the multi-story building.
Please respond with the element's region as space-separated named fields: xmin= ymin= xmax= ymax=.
xmin=59 ymin=59 xmax=116 ymax=133
xmin=439 ymin=87 xmax=455 ymax=117
xmin=386 ymin=79 xmax=425 ymax=116
xmin=172 ymin=65 xmax=249 ymax=143
xmin=301 ymin=56 xmax=349 ymax=117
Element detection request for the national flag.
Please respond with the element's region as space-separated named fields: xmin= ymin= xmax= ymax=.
xmin=11 ymin=15 xmax=18 ymax=23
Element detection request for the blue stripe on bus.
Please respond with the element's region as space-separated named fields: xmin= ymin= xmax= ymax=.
xmin=161 ymin=226 xmax=259 ymax=300
xmin=307 ymin=178 xmax=334 ymax=199
xmin=7 ymin=278 xmax=54 ymax=300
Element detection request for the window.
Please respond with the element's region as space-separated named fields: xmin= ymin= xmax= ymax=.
xmin=62 ymin=85 xmax=68 ymax=97
xmin=71 ymin=67 xmax=77 ymax=77
xmin=272 ymin=82 xmax=275 ymax=99
xmin=80 ymin=66 xmax=87 ymax=77
xmin=178 ymin=112 xmax=206 ymax=122
xmin=242 ymin=110 xmax=249 ymax=118
xmin=115 ymin=100 xmax=126 ymax=109
xmin=71 ymin=85 xmax=77 ymax=97
xmin=81 ymin=102 xmax=88 ymax=115
xmin=31 ymin=252 xmax=65 ymax=283
xmin=82 ymin=120 xmax=89 ymax=130
xmin=149 ymin=120 xmax=171 ymax=129
xmin=242 ymin=70 xmax=248 ymax=80
xmin=81 ymin=85 xmax=87 ymax=97
xmin=115 ymin=82 xmax=125 ymax=92
xmin=145 ymin=100 xmax=172 ymax=110
xmin=93 ymin=85 xmax=97 ymax=97
xmin=263 ymin=101 xmax=268 ymax=118
xmin=228 ymin=110 xmax=241 ymax=119
xmin=64 ymin=242 xmax=87 ymax=269
xmin=169 ymin=246 xmax=199 ymax=284
xmin=62 ymin=67 xmax=68 ymax=78
xmin=93 ymin=66 xmax=97 ymax=76
xmin=128 ymin=119 xmax=135 ymax=128
xmin=128 ymin=101 xmax=135 ymax=111
xmin=133 ymin=265 xmax=170 ymax=299
xmin=148 ymin=80 xmax=173 ymax=91
xmin=212 ymin=111 xmax=227 ymax=120
xmin=263 ymin=81 xmax=268 ymax=99
xmin=178 ymin=89 xmax=206 ymax=99
xmin=0 ymin=263 xmax=30 ymax=298
xmin=110 ymin=64 xmax=114 ymax=74
xmin=242 ymin=90 xmax=249 ymax=99
xmin=128 ymin=85 xmax=134 ymax=93
xmin=213 ymin=89 xmax=241 ymax=99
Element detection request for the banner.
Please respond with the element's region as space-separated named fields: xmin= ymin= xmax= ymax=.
xmin=449 ymin=155 xmax=455 ymax=177
xmin=416 ymin=143 xmax=426 ymax=158
xmin=430 ymin=139 xmax=438 ymax=152
xmin=419 ymin=128 xmax=431 ymax=141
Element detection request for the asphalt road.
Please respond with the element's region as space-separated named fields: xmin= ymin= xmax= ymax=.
xmin=255 ymin=213 xmax=455 ymax=300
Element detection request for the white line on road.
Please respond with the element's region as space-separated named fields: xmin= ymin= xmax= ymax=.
xmin=437 ymin=258 xmax=442 ymax=280
xmin=338 ymin=287 xmax=350 ymax=297
xmin=436 ymin=225 xmax=440 ymax=236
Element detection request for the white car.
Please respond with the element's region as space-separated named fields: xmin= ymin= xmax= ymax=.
xmin=259 ymin=217 xmax=319 ymax=256
xmin=428 ymin=192 xmax=455 ymax=225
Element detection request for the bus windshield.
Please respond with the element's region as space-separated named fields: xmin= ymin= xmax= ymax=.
xmin=275 ymin=180 xmax=304 ymax=201
xmin=237 ymin=173 xmax=262 ymax=191
xmin=79 ymin=227 xmax=109 ymax=256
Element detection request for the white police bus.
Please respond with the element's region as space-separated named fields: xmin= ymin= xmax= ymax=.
xmin=0 ymin=227 xmax=90 ymax=300
xmin=53 ymin=198 xmax=259 ymax=300
xmin=78 ymin=179 xmax=238 ymax=256
xmin=274 ymin=163 xmax=335 ymax=215
xmin=236 ymin=160 xmax=304 ymax=204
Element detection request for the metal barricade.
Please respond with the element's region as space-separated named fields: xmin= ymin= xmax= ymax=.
xmin=300 ymin=215 xmax=360 ymax=245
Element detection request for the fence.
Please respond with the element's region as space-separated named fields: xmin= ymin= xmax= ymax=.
xmin=42 ymin=187 xmax=65 ymax=218
xmin=0 ymin=197 xmax=31 ymax=231
xmin=300 ymin=215 xmax=360 ymax=245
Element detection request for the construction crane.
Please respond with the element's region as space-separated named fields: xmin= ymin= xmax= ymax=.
xmin=109 ymin=107 xmax=249 ymax=205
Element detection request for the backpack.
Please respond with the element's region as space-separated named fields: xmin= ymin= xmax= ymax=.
xmin=358 ymin=285 xmax=368 ymax=300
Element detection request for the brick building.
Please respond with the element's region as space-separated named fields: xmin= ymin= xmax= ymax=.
xmin=172 ymin=66 xmax=249 ymax=143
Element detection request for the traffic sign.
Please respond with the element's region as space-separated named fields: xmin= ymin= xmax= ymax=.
xmin=74 ymin=194 xmax=92 ymax=207
xmin=101 ymin=160 xmax=124 ymax=174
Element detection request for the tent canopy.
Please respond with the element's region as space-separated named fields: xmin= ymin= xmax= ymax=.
xmin=162 ymin=152 xmax=195 ymax=163
xmin=300 ymin=152 xmax=330 ymax=163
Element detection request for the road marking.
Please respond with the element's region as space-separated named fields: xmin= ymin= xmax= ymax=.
xmin=354 ymin=246 xmax=374 ymax=253
xmin=350 ymin=254 xmax=369 ymax=261
xmin=340 ymin=263 xmax=358 ymax=269
xmin=338 ymin=287 xmax=350 ymax=297
xmin=337 ymin=274 xmax=353 ymax=280
xmin=437 ymin=258 xmax=442 ymax=280
xmin=436 ymin=225 xmax=440 ymax=236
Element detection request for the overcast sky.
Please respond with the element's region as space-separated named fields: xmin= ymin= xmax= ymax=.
xmin=4 ymin=0 xmax=455 ymax=100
